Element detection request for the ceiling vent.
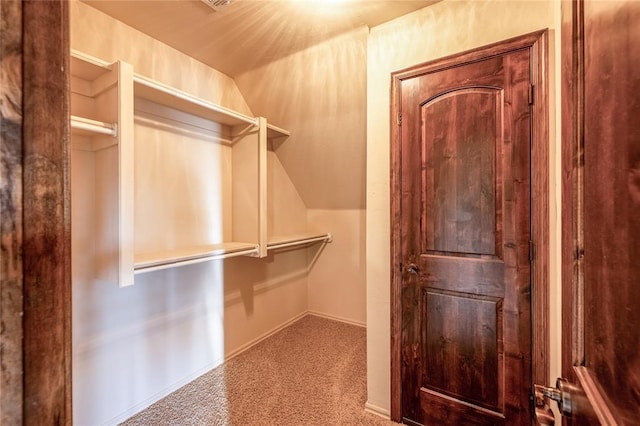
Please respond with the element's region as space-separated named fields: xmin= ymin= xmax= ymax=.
xmin=200 ymin=0 xmax=234 ymax=12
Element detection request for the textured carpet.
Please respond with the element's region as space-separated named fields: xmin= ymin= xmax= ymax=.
xmin=121 ymin=315 xmax=398 ymax=426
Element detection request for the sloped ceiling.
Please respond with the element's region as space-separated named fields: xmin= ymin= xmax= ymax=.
xmin=83 ymin=0 xmax=436 ymax=78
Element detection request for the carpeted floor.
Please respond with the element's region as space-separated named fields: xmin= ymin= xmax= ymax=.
xmin=121 ymin=315 xmax=399 ymax=425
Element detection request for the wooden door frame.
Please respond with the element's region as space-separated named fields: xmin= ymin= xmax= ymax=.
xmin=389 ymin=30 xmax=549 ymax=422
xmin=560 ymin=0 xmax=583 ymax=411
xmin=1 ymin=1 xmax=72 ymax=424
xmin=22 ymin=2 xmax=73 ymax=423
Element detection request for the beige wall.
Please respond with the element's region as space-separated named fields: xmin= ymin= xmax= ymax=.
xmin=70 ymin=1 xmax=251 ymax=116
xmin=236 ymin=28 xmax=369 ymax=325
xmin=235 ymin=27 xmax=368 ymax=210
xmin=365 ymin=0 xmax=562 ymax=413
xmin=307 ymin=209 xmax=366 ymax=326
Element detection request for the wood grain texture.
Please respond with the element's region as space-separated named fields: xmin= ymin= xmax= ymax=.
xmin=583 ymin=2 xmax=640 ymax=421
xmin=22 ymin=1 xmax=72 ymax=424
xmin=423 ymin=290 xmax=501 ymax=410
xmin=563 ymin=1 xmax=640 ymax=424
xmin=419 ymin=388 xmax=506 ymax=426
xmin=423 ymin=89 xmax=498 ymax=257
xmin=560 ymin=0 xmax=576 ymax=388
xmin=0 ymin=0 xmax=24 ymax=423
xmin=530 ymin=30 xmax=550 ymax=394
xmin=389 ymin=68 xmax=404 ymax=423
xmin=390 ymin=30 xmax=549 ymax=425
xmin=408 ymin=49 xmax=529 ymax=425
xmin=561 ymin=3 xmax=586 ymax=424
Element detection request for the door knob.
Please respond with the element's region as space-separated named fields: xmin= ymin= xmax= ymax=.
xmin=534 ymin=378 xmax=590 ymax=419
xmin=406 ymin=263 xmax=419 ymax=275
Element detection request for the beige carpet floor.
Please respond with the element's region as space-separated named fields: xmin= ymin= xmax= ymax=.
xmin=121 ymin=315 xmax=399 ymax=426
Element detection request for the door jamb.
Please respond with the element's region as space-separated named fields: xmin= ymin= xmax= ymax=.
xmin=389 ymin=30 xmax=550 ymax=422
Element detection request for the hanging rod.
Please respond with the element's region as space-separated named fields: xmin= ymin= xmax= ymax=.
xmin=71 ymin=115 xmax=117 ymax=137
xmin=267 ymin=233 xmax=333 ymax=251
xmin=134 ymin=243 xmax=259 ymax=274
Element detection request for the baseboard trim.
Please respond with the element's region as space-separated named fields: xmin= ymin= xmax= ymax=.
xmin=364 ymin=401 xmax=391 ymax=420
xmin=103 ymin=357 xmax=225 ymax=425
xmin=224 ymin=311 xmax=309 ymax=361
xmin=306 ymin=310 xmax=366 ymax=328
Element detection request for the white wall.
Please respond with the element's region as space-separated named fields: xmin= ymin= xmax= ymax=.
xmin=365 ymin=0 xmax=562 ymax=414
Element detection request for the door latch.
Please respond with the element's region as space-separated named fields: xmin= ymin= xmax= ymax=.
xmin=535 ymin=379 xmax=572 ymax=415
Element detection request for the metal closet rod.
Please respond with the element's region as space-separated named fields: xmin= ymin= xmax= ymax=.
xmin=71 ymin=115 xmax=117 ymax=137
xmin=267 ymin=233 xmax=333 ymax=251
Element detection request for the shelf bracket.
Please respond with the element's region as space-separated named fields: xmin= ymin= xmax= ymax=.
xmin=230 ymin=122 xmax=259 ymax=142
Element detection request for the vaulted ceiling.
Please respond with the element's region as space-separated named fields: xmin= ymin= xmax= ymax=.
xmin=83 ymin=0 xmax=437 ymax=77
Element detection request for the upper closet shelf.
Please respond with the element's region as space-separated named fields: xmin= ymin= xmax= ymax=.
xmin=133 ymin=75 xmax=257 ymax=128
xmin=71 ymin=50 xmax=259 ymax=129
xmin=70 ymin=50 xmax=112 ymax=82
xmin=134 ymin=242 xmax=259 ymax=274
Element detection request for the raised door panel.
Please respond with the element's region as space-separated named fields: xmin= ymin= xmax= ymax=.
xmin=423 ymin=89 xmax=500 ymax=257
xmin=423 ymin=290 xmax=502 ymax=411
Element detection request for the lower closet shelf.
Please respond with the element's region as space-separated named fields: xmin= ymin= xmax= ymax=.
xmin=134 ymin=242 xmax=259 ymax=273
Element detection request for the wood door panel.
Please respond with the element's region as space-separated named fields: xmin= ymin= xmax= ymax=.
xmin=396 ymin=38 xmax=535 ymax=425
xmin=421 ymin=256 xmax=504 ymax=296
xmin=419 ymin=389 xmax=506 ymax=425
xmin=561 ymin=0 xmax=640 ymax=423
xmin=423 ymin=89 xmax=500 ymax=257
xmin=422 ymin=289 xmax=502 ymax=410
xmin=417 ymin=55 xmax=507 ymax=99
xmin=583 ymin=1 xmax=640 ymax=421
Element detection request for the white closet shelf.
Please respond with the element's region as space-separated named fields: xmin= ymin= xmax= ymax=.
xmin=266 ymin=123 xmax=290 ymax=139
xmin=134 ymin=242 xmax=259 ymax=273
xmin=71 ymin=115 xmax=117 ymax=137
xmin=267 ymin=233 xmax=333 ymax=251
xmin=133 ymin=75 xmax=257 ymax=128
xmin=70 ymin=51 xmax=111 ymax=80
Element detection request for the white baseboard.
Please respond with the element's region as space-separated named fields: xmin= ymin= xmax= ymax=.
xmin=364 ymin=401 xmax=391 ymax=420
xmin=223 ymin=311 xmax=308 ymax=361
xmin=226 ymin=310 xmax=366 ymax=361
xmin=306 ymin=310 xmax=366 ymax=328
xmin=103 ymin=357 xmax=225 ymax=425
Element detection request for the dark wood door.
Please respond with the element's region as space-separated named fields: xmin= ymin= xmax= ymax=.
xmin=560 ymin=0 xmax=640 ymax=423
xmin=393 ymin=39 xmax=538 ymax=425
